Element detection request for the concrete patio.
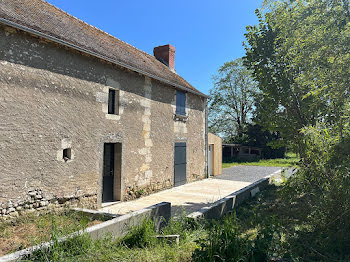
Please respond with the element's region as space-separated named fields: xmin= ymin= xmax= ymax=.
xmin=100 ymin=166 xmax=281 ymax=216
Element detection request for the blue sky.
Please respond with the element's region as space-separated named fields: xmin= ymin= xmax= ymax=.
xmin=46 ymin=0 xmax=262 ymax=95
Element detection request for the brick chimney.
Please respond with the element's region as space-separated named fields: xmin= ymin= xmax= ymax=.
xmin=153 ymin=44 xmax=175 ymax=71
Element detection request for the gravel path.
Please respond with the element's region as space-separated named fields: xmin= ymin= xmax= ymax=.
xmin=215 ymin=165 xmax=281 ymax=182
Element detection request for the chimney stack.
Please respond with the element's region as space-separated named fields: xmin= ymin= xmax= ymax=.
xmin=153 ymin=44 xmax=175 ymax=71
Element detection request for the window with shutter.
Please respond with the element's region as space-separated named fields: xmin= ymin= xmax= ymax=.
xmin=176 ymin=90 xmax=186 ymax=116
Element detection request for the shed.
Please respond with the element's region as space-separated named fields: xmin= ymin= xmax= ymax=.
xmin=223 ymin=144 xmax=262 ymax=161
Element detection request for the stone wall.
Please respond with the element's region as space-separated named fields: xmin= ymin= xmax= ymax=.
xmin=0 ymin=24 xmax=207 ymax=214
xmin=0 ymin=188 xmax=96 ymax=220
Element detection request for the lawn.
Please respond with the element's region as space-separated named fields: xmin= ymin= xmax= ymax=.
xmin=222 ymin=152 xmax=299 ymax=168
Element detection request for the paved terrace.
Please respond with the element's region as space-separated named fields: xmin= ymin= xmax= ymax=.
xmin=100 ymin=166 xmax=281 ymax=216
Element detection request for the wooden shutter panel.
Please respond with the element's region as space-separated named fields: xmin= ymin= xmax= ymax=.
xmin=176 ymin=91 xmax=186 ymax=115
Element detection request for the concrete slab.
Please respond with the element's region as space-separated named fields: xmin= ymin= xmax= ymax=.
xmin=100 ymin=177 xmax=254 ymax=216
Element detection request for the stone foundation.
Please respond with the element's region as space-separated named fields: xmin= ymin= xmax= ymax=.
xmin=125 ymin=179 xmax=173 ymax=201
xmin=124 ymin=172 xmax=206 ymax=201
xmin=0 ymin=189 xmax=97 ymax=221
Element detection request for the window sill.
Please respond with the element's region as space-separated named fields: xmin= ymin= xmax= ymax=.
xmin=174 ymin=114 xmax=188 ymax=122
xmin=106 ymin=114 xmax=121 ymax=121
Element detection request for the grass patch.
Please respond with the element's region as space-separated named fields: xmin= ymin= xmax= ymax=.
xmin=0 ymin=210 xmax=104 ymax=256
xmin=8 ymin=181 xmax=347 ymax=261
xmin=223 ymin=152 xmax=299 ymax=168
xmin=15 ymin=183 xmax=348 ymax=261
xmin=25 ymin=215 xmax=206 ymax=262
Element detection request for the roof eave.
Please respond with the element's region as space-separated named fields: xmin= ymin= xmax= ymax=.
xmin=0 ymin=18 xmax=208 ymax=99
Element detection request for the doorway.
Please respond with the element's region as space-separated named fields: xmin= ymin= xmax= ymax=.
xmin=174 ymin=142 xmax=187 ymax=187
xmin=102 ymin=143 xmax=122 ymax=203
xmin=208 ymin=144 xmax=214 ymax=177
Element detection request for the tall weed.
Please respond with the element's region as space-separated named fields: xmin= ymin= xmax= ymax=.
xmin=121 ymin=219 xmax=157 ymax=248
xmin=192 ymin=213 xmax=280 ymax=262
xmin=22 ymin=217 xmax=92 ymax=261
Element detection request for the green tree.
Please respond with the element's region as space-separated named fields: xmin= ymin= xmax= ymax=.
xmin=244 ymin=0 xmax=350 ymax=153
xmin=209 ymin=58 xmax=257 ymax=142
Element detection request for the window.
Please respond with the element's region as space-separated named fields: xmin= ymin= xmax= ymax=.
xmin=63 ymin=148 xmax=71 ymax=162
xmin=175 ymin=90 xmax=186 ymax=116
xmin=108 ymin=89 xmax=119 ymax=115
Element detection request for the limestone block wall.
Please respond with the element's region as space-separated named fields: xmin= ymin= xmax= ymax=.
xmin=208 ymin=133 xmax=222 ymax=176
xmin=0 ymin=25 xmax=207 ymax=219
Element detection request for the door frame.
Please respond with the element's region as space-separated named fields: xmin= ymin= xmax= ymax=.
xmin=98 ymin=134 xmax=124 ymax=208
xmin=102 ymin=143 xmax=115 ymax=202
xmin=208 ymin=144 xmax=214 ymax=177
xmin=174 ymin=140 xmax=187 ymax=187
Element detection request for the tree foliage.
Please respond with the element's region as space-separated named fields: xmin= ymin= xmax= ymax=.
xmin=243 ymin=1 xmax=350 ymax=259
xmin=208 ymin=58 xmax=257 ymax=142
xmin=244 ymin=0 xmax=350 ymax=151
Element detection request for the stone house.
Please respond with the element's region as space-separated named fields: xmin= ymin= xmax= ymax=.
xmin=0 ymin=0 xmax=208 ymax=217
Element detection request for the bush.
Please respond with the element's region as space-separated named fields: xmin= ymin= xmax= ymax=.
xmin=283 ymin=124 xmax=350 ymax=260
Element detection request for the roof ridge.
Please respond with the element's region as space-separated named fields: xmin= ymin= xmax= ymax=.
xmin=41 ymin=0 xmax=162 ymax=65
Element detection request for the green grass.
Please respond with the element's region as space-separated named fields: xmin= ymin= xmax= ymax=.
xmin=25 ymin=215 xmax=206 ymax=262
xmin=0 ymin=210 xmax=105 ymax=256
xmin=222 ymin=152 xmax=299 ymax=168
xmin=22 ymin=183 xmax=349 ymax=261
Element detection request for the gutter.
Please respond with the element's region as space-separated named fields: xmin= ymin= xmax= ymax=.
xmin=205 ymin=99 xmax=209 ymax=178
xmin=0 ymin=18 xmax=208 ymax=99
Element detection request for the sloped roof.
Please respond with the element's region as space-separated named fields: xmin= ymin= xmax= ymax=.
xmin=0 ymin=0 xmax=206 ymax=97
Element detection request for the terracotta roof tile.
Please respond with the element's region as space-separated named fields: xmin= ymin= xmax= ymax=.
xmin=0 ymin=0 xmax=206 ymax=97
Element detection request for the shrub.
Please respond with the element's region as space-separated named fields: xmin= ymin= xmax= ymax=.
xmin=283 ymin=124 xmax=350 ymax=260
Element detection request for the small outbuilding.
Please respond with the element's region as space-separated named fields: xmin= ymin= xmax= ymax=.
xmin=223 ymin=144 xmax=262 ymax=161
xmin=208 ymin=133 xmax=222 ymax=176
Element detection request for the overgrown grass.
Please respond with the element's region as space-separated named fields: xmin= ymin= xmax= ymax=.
xmin=16 ymin=183 xmax=349 ymax=261
xmin=14 ymin=181 xmax=348 ymax=261
xmin=0 ymin=210 xmax=104 ymax=256
xmin=23 ymin=190 xmax=285 ymax=262
xmin=24 ymin=214 xmax=206 ymax=262
xmin=222 ymin=152 xmax=299 ymax=168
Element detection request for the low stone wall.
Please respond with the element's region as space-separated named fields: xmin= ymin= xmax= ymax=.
xmin=0 ymin=202 xmax=171 ymax=262
xmin=125 ymin=180 xmax=172 ymax=201
xmin=0 ymin=189 xmax=97 ymax=220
